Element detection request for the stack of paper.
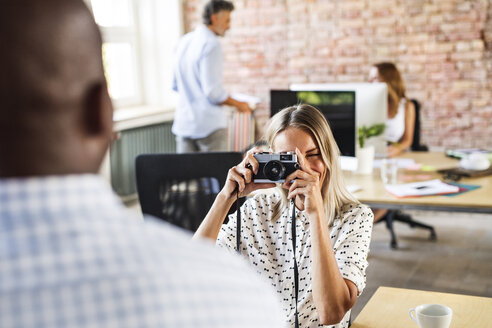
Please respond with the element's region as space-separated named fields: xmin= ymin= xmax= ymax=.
xmin=231 ymin=93 xmax=261 ymax=110
xmin=385 ymin=179 xmax=460 ymax=198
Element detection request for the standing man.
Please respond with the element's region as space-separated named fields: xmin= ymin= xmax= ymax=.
xmin=0 ymin=1 xmax=283 ymax=327
xmin=172 ymin=0 xmax=251 ymax=153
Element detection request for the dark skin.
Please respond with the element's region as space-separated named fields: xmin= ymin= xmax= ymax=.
xmin=0 ymin=0 xmax=113 ymax=178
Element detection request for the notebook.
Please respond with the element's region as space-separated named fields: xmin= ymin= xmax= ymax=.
xmin=385 ymin=179 xmax=460 ymax=198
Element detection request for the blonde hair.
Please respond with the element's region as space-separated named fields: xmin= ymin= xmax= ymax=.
xmin=264 ymin=104 xmax=359 ymax=226
xmin=374 ymin=62 xmax=407 ymax=118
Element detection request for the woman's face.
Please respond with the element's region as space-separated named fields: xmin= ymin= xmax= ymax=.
xmin=368 ymin=66 xmax=381 ymax=83
xmin=273 ymin=127 xmax=327 ymax=185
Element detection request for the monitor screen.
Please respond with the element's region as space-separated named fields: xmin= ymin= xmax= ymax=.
xmin=290 ymin=83 xmax=388 ymax=157
xmin=270 ymin=90 xmax=356 ymax=157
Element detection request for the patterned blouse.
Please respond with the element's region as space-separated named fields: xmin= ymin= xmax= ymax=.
xmin=217 ymin=191 xmax=373 ymax=328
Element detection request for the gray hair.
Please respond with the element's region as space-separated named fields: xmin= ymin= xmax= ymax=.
xmin=202 ymin=0 xmax=234 ymax=25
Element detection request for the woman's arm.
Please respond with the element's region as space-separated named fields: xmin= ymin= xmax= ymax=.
xmin=308 ymin=211 xmax=358 ymax=325
xmin=388 ymin=100 xmax=416 ymax=157
xmin=284 ymin=149 xmax=358 ymax=325
xmin=193 ymin=149 xmax=275 ymax=241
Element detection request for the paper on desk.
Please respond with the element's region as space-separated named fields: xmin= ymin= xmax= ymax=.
xmin=373 ymin=158 xmax=415 ymax=169
xmin=231 ymin=93 xmax=261 ymax=110
xmin=385 ymin=179 xmax=460 ymax=198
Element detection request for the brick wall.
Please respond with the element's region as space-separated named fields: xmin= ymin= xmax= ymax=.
xmin=183 ymin=0 xmax=492 ymax=149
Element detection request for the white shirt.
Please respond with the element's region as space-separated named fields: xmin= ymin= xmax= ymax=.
xmin=386 ymin=98 xmax=406 ymax=143
xmin=0 ymin=175 xmax=283 ymax=328
xmin=217 ymin=192 xmax=373 ymax=328
xmin=172 ymin=25 xmax=229 ymax=138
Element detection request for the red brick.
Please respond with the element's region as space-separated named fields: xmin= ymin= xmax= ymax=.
xmin=182 ymin=0 xmax=492 ymax=149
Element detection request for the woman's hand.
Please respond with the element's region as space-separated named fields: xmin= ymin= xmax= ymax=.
xmin=282 ymin=148 xmax=324 ymax=214
xmin=387 ymin=143 xmax=403 ymax=157
xmin=219 ymin=148 xmax=276 ymax=200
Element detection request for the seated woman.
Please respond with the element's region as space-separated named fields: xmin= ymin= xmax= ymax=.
xmin=194 ymin=104 xmax=373 ymax=328
xmin=369 ymin=62 xmax=416 ymax=222
xmin=369 ymin=62 xmax=416 ymax=158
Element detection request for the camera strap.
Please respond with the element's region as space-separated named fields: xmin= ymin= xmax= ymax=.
xmin=236 ymin=188 xmax=241 ymax=253
xmin=291 ymin=201 xmax=299 ymax=328
xmin=235 ymin=191 xmax=299 ymax=327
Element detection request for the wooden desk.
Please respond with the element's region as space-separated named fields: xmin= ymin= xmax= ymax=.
xmin=344 ymin=152 xmax=492 ymax=213
xmin=351 ymin=286 xmax=492 ymax=328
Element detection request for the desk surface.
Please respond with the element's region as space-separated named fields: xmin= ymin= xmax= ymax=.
xmin=351 ymin=286 xmax=492 ymax=328
xmin=344 ymin=152 xmax=492 ymax=213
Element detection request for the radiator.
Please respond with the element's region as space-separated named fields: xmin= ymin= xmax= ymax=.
xmin=110 ymin=122 xmax=176 ymax=197
xmin=110 ymin=113 xmax=254 ymax=197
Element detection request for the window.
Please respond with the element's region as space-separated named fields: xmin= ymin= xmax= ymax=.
xmin=87 ymin=0 xmax=142 ymax=107
xmin=86 ymin=0 xmax=182 ymax=110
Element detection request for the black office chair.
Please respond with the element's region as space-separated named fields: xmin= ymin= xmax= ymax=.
xmin=410 ymin=99 xmax=428 ymax=152
xmin=377 ymin=99 xmax=436 ymax=249
xmin=135 ymin=152 xmax=243 ymax=232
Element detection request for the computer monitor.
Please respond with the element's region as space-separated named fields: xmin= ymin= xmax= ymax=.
xmin=270 ymin=90 xmax=356 ymax=156
xmin=290 ymin=83 xmax=388 ymax=156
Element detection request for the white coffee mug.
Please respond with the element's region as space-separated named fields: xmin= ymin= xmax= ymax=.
xmin=409 ymin=304 xmax=452 ymax=328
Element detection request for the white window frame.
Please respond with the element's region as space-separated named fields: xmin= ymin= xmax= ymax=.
xmin=85 ymin=0 xmax=183 ymax=111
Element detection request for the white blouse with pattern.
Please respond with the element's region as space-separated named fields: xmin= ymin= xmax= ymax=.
xmin=217 ymin=191 xmax=373 ymax=328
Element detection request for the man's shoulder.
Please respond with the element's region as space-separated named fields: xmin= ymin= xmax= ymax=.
xmin=1 ymin=214 xmax=284 ymax=327
xmin=115 ymin=215 xmax=219 ymax=263
xmin=181 ymin=25 xmax=218 ymax=43
xmin=176 ymin=26 xmax=220 ymax=58
xmin=131 ymin=216 xmax=261 ymax=276
xmin=131 ymin=218 xmax=284 ymax=326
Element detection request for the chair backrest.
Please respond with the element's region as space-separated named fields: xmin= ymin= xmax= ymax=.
xmin=135 ymin=152 xmax=243 ymax=232
xmin=410 ymin=99 xmax=428 ymax=151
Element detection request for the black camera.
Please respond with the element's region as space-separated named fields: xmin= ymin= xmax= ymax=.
xmin=253 ymin=152 xmax=300 ymax=183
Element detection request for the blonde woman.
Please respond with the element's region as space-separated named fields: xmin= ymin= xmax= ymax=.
xmin=369 ymin=62 xmax=416 ymax=157
xmin=194 ymin=104 xmax=373 ymax=328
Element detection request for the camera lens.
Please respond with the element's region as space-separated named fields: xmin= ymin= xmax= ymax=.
xmin=263 ymin=160 xmax=285 ymax=181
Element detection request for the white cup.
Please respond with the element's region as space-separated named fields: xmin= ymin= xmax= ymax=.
xmin=409 ymin=304 xmax=452 ymax=328
xmin=380 ymin=158 xmax=398 ymax=185
xmin=459 ymin=152 xmax=491 ymax=171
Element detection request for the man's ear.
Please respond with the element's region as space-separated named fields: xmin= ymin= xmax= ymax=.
xmin=210 ymin=13 xmax=218 ymax=26
xmin=83 ymin=81 xmax=113 ymax=139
